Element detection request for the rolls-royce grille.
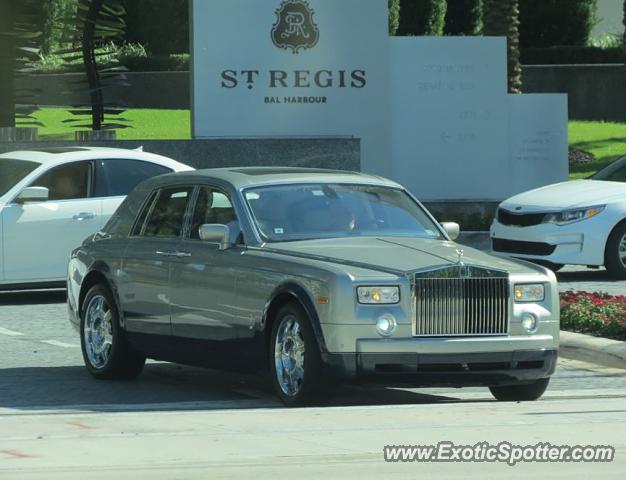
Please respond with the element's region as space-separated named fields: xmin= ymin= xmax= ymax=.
xmin=414 ymin=277 xmax=509 ymax=336
xmin=497 ymin=209 xmax=546 ymax=227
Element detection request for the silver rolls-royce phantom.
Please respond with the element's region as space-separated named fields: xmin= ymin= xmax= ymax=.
xmin=67 ymin=168 xmax=559 ymax=406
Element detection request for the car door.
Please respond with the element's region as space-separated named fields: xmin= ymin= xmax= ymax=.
xmin=117 ymin=186 xmax=194 ymax=336
xmin=94 ymin=158 xmax=173 ymax=224
xmin=169 ymin=185 xmax=241 ymax=344
xmin=2 ymin=160 xmax=102 ymax=283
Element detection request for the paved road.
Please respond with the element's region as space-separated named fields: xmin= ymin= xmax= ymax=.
xmin=0 ymin=291 xmax=625 ymax=478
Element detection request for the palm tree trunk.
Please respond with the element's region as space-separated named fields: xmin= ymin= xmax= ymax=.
xmin=0 ymin=0 xmax=16 ymax=128
xmin=82 ymin=0 xmax=105 ymax=131
xmin=483 ymin=0 xmax=522 ymax=93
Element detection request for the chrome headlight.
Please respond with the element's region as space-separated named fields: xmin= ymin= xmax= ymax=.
xmin=542 ymin=205 xmax=605 ymax=226
xmin=357 ymin=286 xmax=400 ymax=304
xmin=514 ymin=284 xmax=545 ymax=302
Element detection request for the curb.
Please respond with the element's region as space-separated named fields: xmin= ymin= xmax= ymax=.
xmin=560 ymin=330 xmax=626 ymax=369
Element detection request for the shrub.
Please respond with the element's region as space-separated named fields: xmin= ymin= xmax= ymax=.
xmin=131 ymin=0 xmax=189 ymax=55
xmin=398 ymin=0 xmax=447 ymax=36
xmin=389 ymin=0 xmax=401 ymax=35
xmin=560 ymin=291 xmax=626 ymax=341
xmin=445 ymin=0 xmax=483 ymax=36
xmin=521 ymin=46 xmax=623 ymax=64
xmin=519 ymin=0 xmax=597 ymax=48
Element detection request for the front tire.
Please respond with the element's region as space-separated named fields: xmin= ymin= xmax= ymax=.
xmin=80 ymin=284 xmax=145 ymax=380
xmin=489 ymin=378 xmax=550 ymax=401
xmin=605 ymin=222 xmax=626 ymax=279
xmin=269 ymin=302 xmax=328 ymax=407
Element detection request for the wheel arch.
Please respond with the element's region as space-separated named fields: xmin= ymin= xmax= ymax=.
xmin=604 ymin=216 xmax=626 ymax=262
xmin=263 ymin=282 xmax=328 ymax=356
xmin=79 ymin=263 xmax=125 ymax=328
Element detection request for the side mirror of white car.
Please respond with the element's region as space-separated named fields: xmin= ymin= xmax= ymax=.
xmin=441 ymin=222 xmax=460 ymax=241
xmin=15 ymin=186 xmax=49 ymax=204
xmin=199 ymin=224 xmax=231 ymax=250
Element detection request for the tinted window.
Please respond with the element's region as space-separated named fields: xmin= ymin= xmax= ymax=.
xmin=94 ymin=159 xmax=172 ymax=197
xmin=30 ymin=161 xmax=91 ymax=201
xmin=131 ymin=191 xmax=159 ymax=236
xmin=189 ymin=187 xmax=239 ymax=241
xmin=143 ymin=187 xmax=193 ymax=238
xmin=0 ymin=159 xmax=40 ymax=197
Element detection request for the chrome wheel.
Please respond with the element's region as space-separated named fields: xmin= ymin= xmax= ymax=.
xmin=619 ymin=234 xmax=626 ymax=268
xmin=274 ymin=315 xmax=306 ymax=397
xmin=83 ymin=295 xmax=113 ymax=369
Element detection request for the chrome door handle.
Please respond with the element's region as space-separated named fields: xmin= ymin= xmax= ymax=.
xmin=175 ymin=251 xmax=192 ymax=258
xmin=155 ymin=250 xmax=177 ymax=257
xmin=73 ymin=212 xmax=96 ymax=221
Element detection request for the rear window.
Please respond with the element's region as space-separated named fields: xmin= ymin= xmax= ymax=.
xmin=0 ymin=158 xmax=40 ymax=197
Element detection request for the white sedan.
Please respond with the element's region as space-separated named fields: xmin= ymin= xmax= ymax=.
xmin=491 ymin=156 xmax=626 ymax=278
xmin=0 ymin=147 xmax=192 ymax=290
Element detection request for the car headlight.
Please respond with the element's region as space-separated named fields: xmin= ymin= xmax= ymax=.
xmin=543 ymin=205 xmax=605 ymax=225
xmin=514 ymin=284 xmax=545 ymax=302
xmin=357 ymin=286 xmax=400 ymax=304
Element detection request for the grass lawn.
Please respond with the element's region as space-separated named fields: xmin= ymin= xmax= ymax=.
xmin=569 ymin=120 xmax=626 ymax=180
xmin=19 ymin=110 xmax=626 ymax=182
xmin=20 ymin=107 xmax=191 ymax=141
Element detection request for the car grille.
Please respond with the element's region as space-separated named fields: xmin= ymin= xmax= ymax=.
xmin=492 ymin=238 xmax=556 ymax=256
xmin=497 ymin=208 xmax=546 ymax=227
xmin=414 ymin=277 xmax=509 ymax=336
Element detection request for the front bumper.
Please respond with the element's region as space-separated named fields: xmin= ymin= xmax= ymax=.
xmin=490 ymin=218 xmax=608 ymax=266
xmin=322 ymin=348 xmax=557 ymax=387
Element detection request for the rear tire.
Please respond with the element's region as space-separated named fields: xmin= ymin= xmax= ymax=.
xmin=269 ymin=302 xmax=329 ymax=407
xmin=489 ymin=378 xmax=550 ymax=401
xmin=604 ymin=222 xmax=626 ymax=279
xmin=80 ymin=284 xmax=145 ymax=380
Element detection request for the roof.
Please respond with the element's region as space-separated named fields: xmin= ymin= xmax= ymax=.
xmin=0 ymin=146 xmax=191 ymax=171
xmin=155 ymin=167 xmax=401 ymax=190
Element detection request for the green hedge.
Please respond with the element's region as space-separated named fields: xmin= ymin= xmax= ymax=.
xmin=521 ymin=46 xmax=623 ymax=65
xmin=519 ymin=0 xmax=597 ymax=48
xmin=444 ymin=0 xmax=483 ymax=36
xmin=125 ymin=0 xmax=189 ymax=54
xmin=397 ymin=0 xmax=447 ymax=36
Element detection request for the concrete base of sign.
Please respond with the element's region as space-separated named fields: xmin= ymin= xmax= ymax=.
xmin=0 ymin=138 xmax=360 ymax=172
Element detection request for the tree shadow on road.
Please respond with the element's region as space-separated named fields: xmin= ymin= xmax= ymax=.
xmin=0 ymin=290 xmax=66 ymax=306
xmin=0 ymin=362 xmax=471 ymax=413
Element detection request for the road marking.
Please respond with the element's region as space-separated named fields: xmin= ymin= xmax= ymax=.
xmin=40 ymin=340 xmax=79 ymax=349
xmin=0 ymin=327 xmax=24 ymax=337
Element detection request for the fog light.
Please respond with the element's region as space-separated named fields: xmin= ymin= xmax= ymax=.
xmin=521 ymin=313 xmax=538 ymax=333
xmin=376 ymin=314 xmax=397 ymax=337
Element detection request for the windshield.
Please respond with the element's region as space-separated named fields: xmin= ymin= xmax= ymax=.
xmin=244 ymin=183 xmax=443 ymax=242
xmin=592 ymin=156 xmax=626 ymax=182
xmin=0 ymin=158 xmax=40 ymax=197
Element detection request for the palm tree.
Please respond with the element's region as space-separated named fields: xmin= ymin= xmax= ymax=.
xmin=483 ymin=0 xmax=522 ymax=93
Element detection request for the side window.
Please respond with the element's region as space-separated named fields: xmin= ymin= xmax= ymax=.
xmin=130 ymin=191 xmax=159 ymax=236
xmin=189 ymin=187 xmax=240 ymax=241
xmin=143 ymin=187 xmax=194 ymax=238
xmin=94 ymin=159 xmax=172 ymax=197
xmin=30 ymin=161 xmax=91 ymax=201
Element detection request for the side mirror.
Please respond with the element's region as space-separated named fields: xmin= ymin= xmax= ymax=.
xmin=441 ymin=222 xmax=460 ymax=241
xmin=15 ymin=186 xmax=49 ymax=204
xmin=199 ymin=224 xmax=231 ymax=250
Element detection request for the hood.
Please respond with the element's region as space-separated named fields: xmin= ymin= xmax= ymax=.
xmin=501 ymin=180 xmax=626 ymax=211
xmin=262 ymin=236 xmax=540 ymax=276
